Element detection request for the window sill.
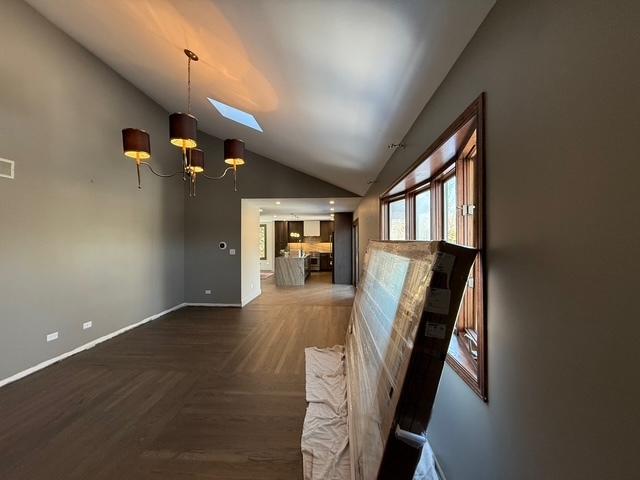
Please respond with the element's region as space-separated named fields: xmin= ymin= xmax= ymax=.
xmin=446 ymin=333 xmax=486 ymax=401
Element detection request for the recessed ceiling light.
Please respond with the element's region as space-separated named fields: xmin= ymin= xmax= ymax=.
xmin=273 ymin=215 xmax=277 ymax=218
xmin=329 ymin=200 xmax=335 ymax=205
xmin=207 ymin=98 xmax=263 ymax=132
xmin=259 ymin=208 xmax=263 ymax=212
xmin=330 ymin=208 xmax=335 ymax=211
xmin=275 ymin=201 xmax=281 ymax=205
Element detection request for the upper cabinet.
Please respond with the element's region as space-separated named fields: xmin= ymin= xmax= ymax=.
xmin=275 ymin=221 xmax=289 ymax=256
xmin=303 ymin=220 xmax=321 ymax=237
xmin=288 ymin=221 xmax=304 ymax=239
xmin=284 ymin=220 xmax=333 ymax=242
xmin=320 ymin=221 xmax=334 ymax=242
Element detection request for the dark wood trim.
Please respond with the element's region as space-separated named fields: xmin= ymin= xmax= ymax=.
xmin=406 ymin=191 xmax=415 ymax=240
xmin=379 ymin=94 xmax=488 ymax=402
xmin=445 ymin=93 xmax=487 ymax=402
xmin=476 ymin=93 xmax=487 ymax=401
xmin=380 ymin=98 xmax=481 ymax=199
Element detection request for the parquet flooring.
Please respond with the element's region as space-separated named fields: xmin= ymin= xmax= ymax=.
xmin=0 ymin=273 xmax=354 ymax=479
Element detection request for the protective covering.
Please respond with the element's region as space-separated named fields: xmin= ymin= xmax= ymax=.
xmin=413 ymin=440 xmax=439 ymax=480
xmin=302 ymin=346 xmax=350 ymax=480
xmin=346 ymin=241 xmax=476 ymax=479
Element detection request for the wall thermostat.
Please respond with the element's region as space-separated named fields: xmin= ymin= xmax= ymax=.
xmin=219 ymin=241 xmax=227 ymax=250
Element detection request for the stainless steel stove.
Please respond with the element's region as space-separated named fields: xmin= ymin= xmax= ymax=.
xmin=308 ymin=253 xmax=321 ymax=271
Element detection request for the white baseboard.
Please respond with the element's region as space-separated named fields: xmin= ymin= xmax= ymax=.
xmin=186 ymin=302 xmax=242 ymax=307
xmin=0 ymin=302 xmax=187 ymax=389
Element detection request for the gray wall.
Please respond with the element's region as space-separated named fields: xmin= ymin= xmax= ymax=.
xmin=185 ymin=132 xmax=356 ymax=304
xmin=0 ymin=0 xmax=185 ymax=380
xmin=355 ymin=0 xmax=640 ymax=478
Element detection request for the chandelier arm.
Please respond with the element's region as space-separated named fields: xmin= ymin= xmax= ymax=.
xmin=182 ymin=148 xmax=188 ymax=181
xmin=202 ymin=166 xmax=234 ymax=181
xmin=140 ymin=162 xmax=183 ymax=178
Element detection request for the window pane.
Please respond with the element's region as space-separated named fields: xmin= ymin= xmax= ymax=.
xmin=415 ymin=190 xmax=431 ymax=240
xmin=388 ymin=199 xmax=406 ymax=240
xmin=443 ymin=176 xmax=457 ymax=243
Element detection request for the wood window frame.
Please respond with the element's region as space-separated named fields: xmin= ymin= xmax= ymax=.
xmin=379 ymin=94 xmax=487 ymax=401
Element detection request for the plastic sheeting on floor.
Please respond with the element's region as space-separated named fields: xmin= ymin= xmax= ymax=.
xmin=414 ymin=441 xmax=440 ymax=480
xmin=302 ymin=346 xmax=350 ymax=480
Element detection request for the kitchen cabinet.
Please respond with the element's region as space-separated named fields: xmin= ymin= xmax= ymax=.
xmin=320 ymin=221 xmax=334 ymax=242
xmin=274 ymin=221 xmax=289 ymax=257
xmin=319 ymin=253 xmax=333 ymax=271
xmin=288 ymin=221 xmax=304 ymax=239
xmin=303 ymin=220 xmax=321 ymax=237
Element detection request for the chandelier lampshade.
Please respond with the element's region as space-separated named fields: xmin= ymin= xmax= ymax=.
xmin=224 ymin=138 xmax=245 ymax=166
xmin=122 ymin=128 xmax=151 ymax=161
xmin=189 ymin=148 xmax=205 ymax=173
xmin=169 ymin=113 xmax=197 ymax=149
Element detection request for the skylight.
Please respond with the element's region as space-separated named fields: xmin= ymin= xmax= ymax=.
xmin=207 ymin=98 xmax=263 ymax=132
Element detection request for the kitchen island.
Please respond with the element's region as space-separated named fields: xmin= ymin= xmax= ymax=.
xmin=275 ymin=255 xmax=310 ymax=286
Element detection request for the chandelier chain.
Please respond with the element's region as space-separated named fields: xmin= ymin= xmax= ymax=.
xmin=187 ymin=56 xmax=191 ymax=114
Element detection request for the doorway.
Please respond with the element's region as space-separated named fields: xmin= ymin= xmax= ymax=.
xmin=352 ymin=218 xmax=359 ymax=287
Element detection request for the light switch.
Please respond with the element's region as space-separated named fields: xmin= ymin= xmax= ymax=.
xmin=229 ymin=249 xmax=236 ymax=255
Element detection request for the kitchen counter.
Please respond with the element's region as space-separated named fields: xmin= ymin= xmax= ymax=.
xmin=275 ymin=255 xmax=310 ymax=286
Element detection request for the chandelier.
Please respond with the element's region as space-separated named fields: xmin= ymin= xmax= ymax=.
xmin=121 ymin=49 xmax=245 ymax=196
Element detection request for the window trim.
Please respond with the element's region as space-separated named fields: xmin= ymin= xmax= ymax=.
xmin=379 ymin=94 xmax=487 ymax=401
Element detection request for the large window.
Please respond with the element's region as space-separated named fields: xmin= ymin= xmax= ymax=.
xmin=379 ymin=95 xmax=487 ymax=400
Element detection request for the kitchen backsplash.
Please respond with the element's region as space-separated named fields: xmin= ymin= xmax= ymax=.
xmin=287 ymin=242 xmax=333 ymax=254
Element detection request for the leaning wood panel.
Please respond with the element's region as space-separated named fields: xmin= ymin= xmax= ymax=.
xmin=345 ymin=240 xmax=476 ymax=479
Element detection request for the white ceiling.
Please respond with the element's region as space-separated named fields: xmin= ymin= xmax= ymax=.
xmin=27 ymin=0 xmax=494 ymax=195
xmin=246 ymin=197 xmax=361 ymax=222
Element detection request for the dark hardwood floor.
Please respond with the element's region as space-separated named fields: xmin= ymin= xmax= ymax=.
xmin=0 ymin=272 xmax=354 ymax=479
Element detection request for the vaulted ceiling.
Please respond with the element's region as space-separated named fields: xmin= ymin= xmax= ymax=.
xmin=27 ymin=0 xmax=494 ymax=195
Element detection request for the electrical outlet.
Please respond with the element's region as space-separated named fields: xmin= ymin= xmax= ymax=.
xmin=205 ymin=289 xmax=212 ymax=295
xmin=83 ymin=321 xmax=92 ymax=330
xmin=229 ymin=249 xmax=236 ymax=255
xmin=46 ymin=332 xmax=59 ymax=342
